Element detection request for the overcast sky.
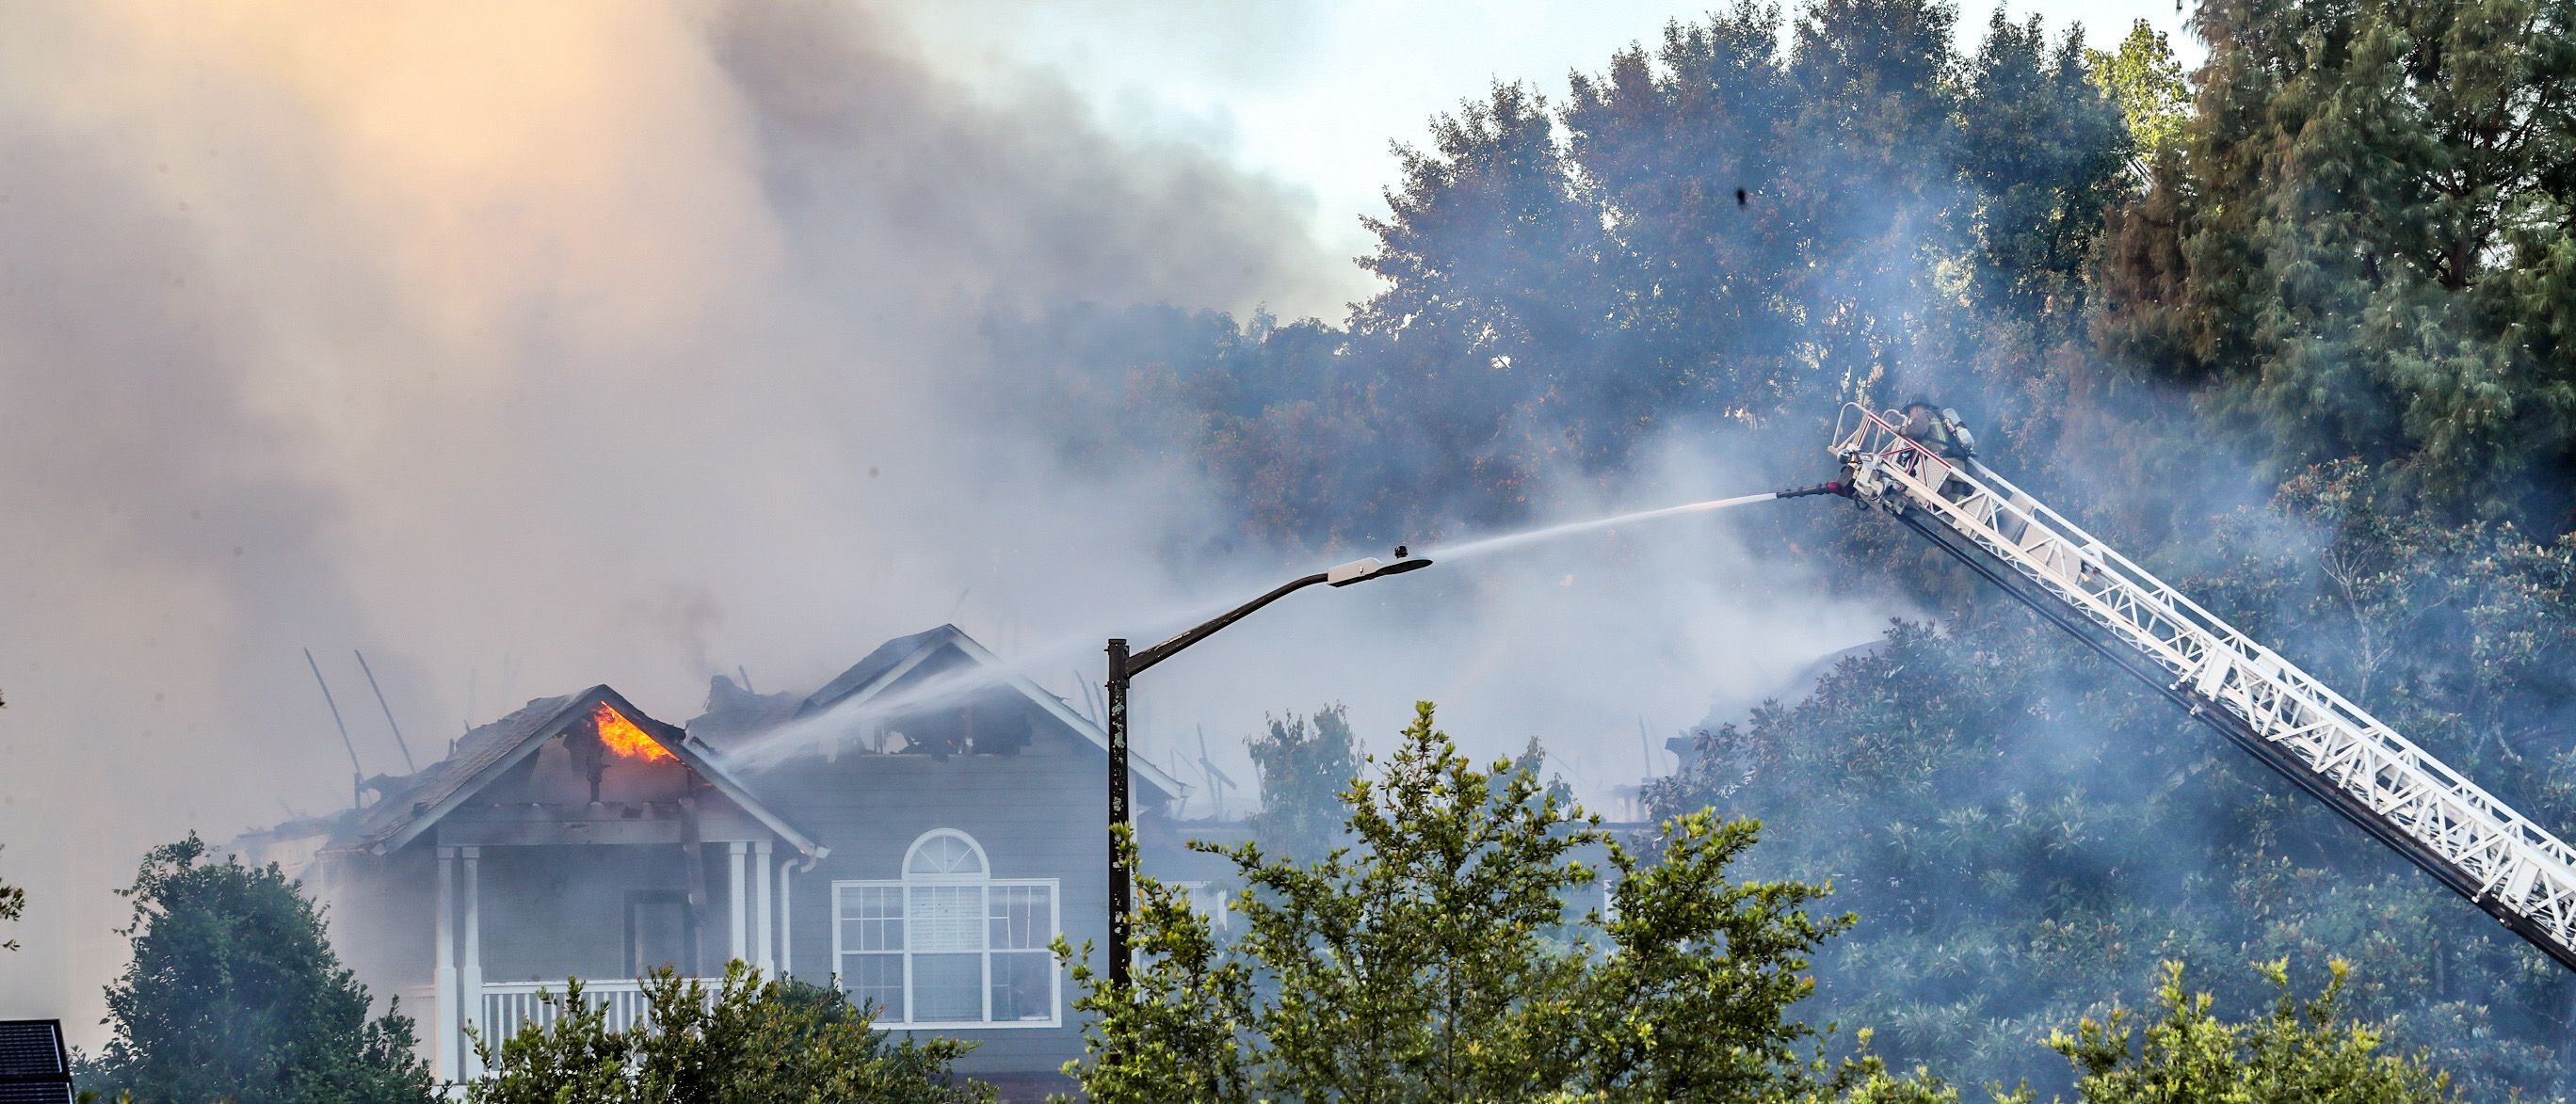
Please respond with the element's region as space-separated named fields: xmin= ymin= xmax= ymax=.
xmin=894 ymin=0 xmax=2205 ymax=317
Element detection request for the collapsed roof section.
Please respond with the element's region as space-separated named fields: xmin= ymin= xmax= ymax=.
xmin=762 ymin=619 xmax=1184 ymax=797
xmin=247 ymin=685 xmax=820 ymax=862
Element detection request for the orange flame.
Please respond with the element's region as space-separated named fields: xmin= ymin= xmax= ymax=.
xmin=593 ymin=702 xmax=674 ymax=761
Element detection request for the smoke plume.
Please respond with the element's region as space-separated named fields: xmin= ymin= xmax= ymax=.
xmin=0 ymin=0 xmax=1888 ymax=1033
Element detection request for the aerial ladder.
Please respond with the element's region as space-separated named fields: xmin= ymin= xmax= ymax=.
xmin=1811 ymin=403 xmax=2576 ymax=971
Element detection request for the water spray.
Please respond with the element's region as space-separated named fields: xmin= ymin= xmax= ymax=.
xmin=1424 ymin=481 xmax=1849 ymax=562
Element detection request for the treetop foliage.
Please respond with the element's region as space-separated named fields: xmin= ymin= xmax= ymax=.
xmin=2085 ymin=22 xmax=2190 ymax=165
xmin=2101 ymin=0 xmax=2576 ymax=518
xmin=1150 ymin=704 xmax=2473 ymax=1100
xmin=2048 ymin=960 xmax=2459 ymax=1102
xmin=1242 ymin=704 xmax=1364 ymax=862
xmin=1069 ymin=701 xmax=1933 ymax=1102
xmin=88 ymin=834 xmax=434 ymax=1104
xmin=465 ymin=966 xmax=988 ymax=1104
xmin=1015 ymin=0 xmax=2133 ymax=551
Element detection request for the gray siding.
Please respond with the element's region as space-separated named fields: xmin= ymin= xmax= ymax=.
xmin=475 ymin=844 xmax=714 ymax=983
xmin=750 ymin=723 xmax=1111 ymax=1081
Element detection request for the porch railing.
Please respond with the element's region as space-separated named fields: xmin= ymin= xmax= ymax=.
xmin=479 ymin=978 xmax=717 ymax=1039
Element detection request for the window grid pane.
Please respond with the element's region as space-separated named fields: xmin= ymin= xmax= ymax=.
xmin=910 ymin=952 xmax=982 ymax=1021
xmin=847 ymin=886 xmax=903 ymax=952
xmin=910 ymin=885 xmax=984 ymax=952
xmin=988 ymin=885 xmax=1049 ymax=951
xmin=842 ymin=952 xmax=904 ymax=1021
xmin=990 ymin=952 xmax=1053 ymax=1022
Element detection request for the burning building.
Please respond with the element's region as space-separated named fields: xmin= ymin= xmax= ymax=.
xmin=235 ymin=624 xmax=1190 ymax=1097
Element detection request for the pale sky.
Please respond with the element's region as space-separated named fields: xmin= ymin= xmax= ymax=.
xmin=892 ymin=0 xmax=2205 ymax=317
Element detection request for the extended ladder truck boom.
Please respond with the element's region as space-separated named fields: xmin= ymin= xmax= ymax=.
xmin=1815 ymin=404 xmax=2576 ymax=970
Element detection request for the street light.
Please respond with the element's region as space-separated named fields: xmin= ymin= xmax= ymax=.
xmin=1103 ymin=547 xmax=1433 ymax=988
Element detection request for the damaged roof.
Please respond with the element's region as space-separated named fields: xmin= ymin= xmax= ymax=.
xmin=308 ymin=685 xmax=821 ymax=859
xmin=802 ymin=624 xmax=957 ymax=717
xmin=786 ymin=623 xmax=1186 ymax=801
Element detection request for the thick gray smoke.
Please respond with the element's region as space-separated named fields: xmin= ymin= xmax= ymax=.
xmin=0 ymin=0 xmax=1890 ymax=1033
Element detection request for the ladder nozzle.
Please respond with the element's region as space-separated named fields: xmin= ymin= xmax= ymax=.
xmin=1775 ymin=480 xmax=1854 ymax=500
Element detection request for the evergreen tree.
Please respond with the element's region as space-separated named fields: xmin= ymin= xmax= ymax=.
xmin=89 ymin=834 xmax=434 ymax=1104
xmin=1242 ymin=705 xmax=1363 ymax=861
xmin=1067 ymin=702 xmax=1942 ymax=1102
xmin=1955 ymin=12 xmax=2129 ymax=340
xmin=2103 ymin=0 xmax=2576 ymax=517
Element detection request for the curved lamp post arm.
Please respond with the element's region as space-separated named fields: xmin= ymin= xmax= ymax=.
xmin=1125 ymin=572 xmax=1329 ymax=678
xmin=1103 ymin=550 xmax=1430 ymax=991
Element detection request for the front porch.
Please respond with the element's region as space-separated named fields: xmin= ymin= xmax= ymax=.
xmin=423 ymin=838 xmax=801 ymax=1082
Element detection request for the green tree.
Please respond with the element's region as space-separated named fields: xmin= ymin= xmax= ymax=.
xmin=2085 ymin=21 xmax=2189 ymax=164
xmin=1242 ymin=704 xmax=1363 ymax=861
xmin=2102 ymin=0 xmax=2576 ymax=516
xmin=1956 ymin=12 xmax=2130 ymax=338
xmin=0 ymin=844 xmax=23 ymax=952
xmin=2051 ymin=960 xmax=2459 ymax=1101
xmin=1065 ymin=702 xmax=1938 ymax=1102
xmin=89 ymin=834 xmax=434 ymax=1104
xmin=466 ymin=965 xmax=987 ymax=1103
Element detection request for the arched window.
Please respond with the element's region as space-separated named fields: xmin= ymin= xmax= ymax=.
xmin=904 ymin=830 xmax=987 ymax=878
xmin=832 ymin=829 xmax=1057 ymax=1028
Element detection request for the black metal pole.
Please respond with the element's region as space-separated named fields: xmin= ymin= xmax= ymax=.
xmin=1104 ymin=638 xmax=1133 ymax=990
xmin=1098 ymin=558 xmax=1425 ymax=992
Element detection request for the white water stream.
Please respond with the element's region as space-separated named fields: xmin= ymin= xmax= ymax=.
xmin=1422 ymin=492 xmax=1779 ymax=562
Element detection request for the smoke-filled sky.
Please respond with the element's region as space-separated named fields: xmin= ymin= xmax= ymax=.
xmin=0 ymin=0 xmax=2186 ymax=1029
xmin=901 ymin=0 xmax=2203 ymax=312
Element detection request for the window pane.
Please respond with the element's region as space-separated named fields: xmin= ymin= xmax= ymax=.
xmin=842 ymin=953 xmax=904 ymax=1022
xmin=987 ymin=885 xmax=1051 ymax=951
xmin=842 ymin=886 xmax=903 ymax=952
xmin=910 ymin=885 xmax=983 ymax=952
xmin=990 ymin=952 xmax=1054 ymax=1022
xmin=911 ymin=953 xmax=981 ymax=1022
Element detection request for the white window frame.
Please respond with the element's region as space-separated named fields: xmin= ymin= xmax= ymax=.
xmin=831 ymin=829 xmax=1062 ymax=1029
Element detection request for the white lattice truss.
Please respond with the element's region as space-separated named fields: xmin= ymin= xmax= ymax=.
xmin=1832 ymin=405 xmax=2576 ymax=968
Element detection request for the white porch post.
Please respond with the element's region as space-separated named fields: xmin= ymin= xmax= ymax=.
xmin=777 ymin=858 xmax=796 ymax=979
xmin=460 ymin=846 xmax=484 ymax=1080
xmin=726 ymin=841 xmax=748 ymax=966
xmin=752 ymin=841 xmax=775 ymax=977
xmin=433 ymin=846 xmax=459 ymax=1084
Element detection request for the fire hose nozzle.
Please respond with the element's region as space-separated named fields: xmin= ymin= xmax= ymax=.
xmin=1775 ymin=481 xmax=1853 ymax=499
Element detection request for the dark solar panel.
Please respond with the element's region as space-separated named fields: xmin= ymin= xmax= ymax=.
xmin=0 ymin=1084 xmax=73 ymax=1104
xmin=0 ymin=1021 xmax=63 ymax=1078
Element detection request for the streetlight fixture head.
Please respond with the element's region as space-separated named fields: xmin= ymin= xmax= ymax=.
xmin=1326 ymin=551 xmax=1437 ymax=586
